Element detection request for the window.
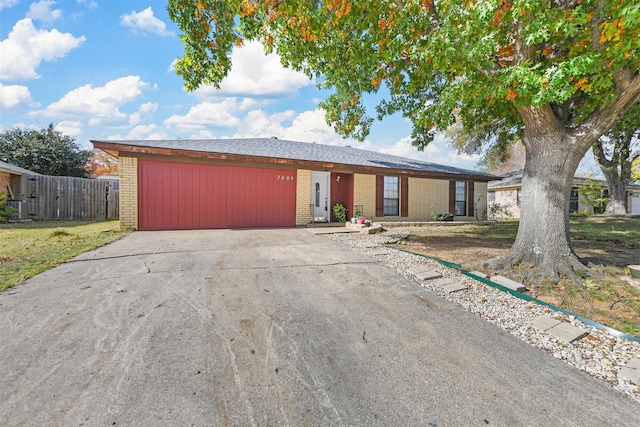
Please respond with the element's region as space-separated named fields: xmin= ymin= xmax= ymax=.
xmin=570 ymin=188 xmax=578 ymax=212
xmin=488 ymin=191 xmax=495 ymax=203
xmin=455 ymin=181 xmax=467 ymax=216
xmin=383 ymin=176 xmax=399 ymax=216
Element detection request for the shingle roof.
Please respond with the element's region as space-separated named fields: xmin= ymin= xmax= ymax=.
xmin=488 ymin=170 xmax=640 ymax=189
xmin=0 ymin=160 xmax=39 ymax=176
xmin=91 ymin=138 xmax=497 ymax=181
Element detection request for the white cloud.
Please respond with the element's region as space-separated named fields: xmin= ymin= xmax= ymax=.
xmin=126 ymin=124 xmax=167 ymax=140
xmin=75 ymin=0 xmax=97 ymax=9
xmin=54 ymin=121 xmax=82 ymax=137
xmin=128 ymin=102 xmax=159 ymax=126
xmin=103 ymin=125 xmax=168 ymax=141
xmin=39 ymin=76 xmax=148 ymax=127
xmin=379 ymin=134 xmax=481 ymax=169
xmin=193 ymin=41 xmax=313 ymax=99
xmin=120 ymin=7 xmax=172 ymax=36
xmin=27 ymin=0 xmax=62 ymax=22
xmin=0 ymin=83 xmax=32 ymax=109
xmin=163 ymin=98 xmax=261 ymax=131
xmin=139 ymin=102 xmax=158 ymax=113
xmin=0 ymin=18 xmax=85 ymax=80
xmin=224 ymin=108 xmax=366 ymax=148
xmin=0 ymin=0 xmax=20 ymax=11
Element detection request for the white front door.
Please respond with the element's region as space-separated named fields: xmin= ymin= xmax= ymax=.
xmin=311 ymin=171 xmax=330 ymax=221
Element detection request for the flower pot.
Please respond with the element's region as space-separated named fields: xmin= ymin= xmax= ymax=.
xmin=629 ymin=265 xmax=640 ymax=279
xmin=357 ymin=219 xmax=365 ymax=225
xmin=351 ymin=217 xmax=357 ymax=224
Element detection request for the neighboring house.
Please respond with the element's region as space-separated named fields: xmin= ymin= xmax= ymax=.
xmin=0 ymin=160 xmax=39 ymax=198
xmin=92 ymin=138 xmax=497 ymax=231
xmin=0 ymin=161 xmax=40 ymax=219
xmin=488 ymin=170 xmax=640 ymax=217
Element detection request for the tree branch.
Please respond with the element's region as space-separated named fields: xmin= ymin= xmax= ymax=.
xmin=572 ymin=73 xmax=640 ymax=143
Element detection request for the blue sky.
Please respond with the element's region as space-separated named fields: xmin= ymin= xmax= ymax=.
xmin=0 ymin=0 xmax=599 ymax=174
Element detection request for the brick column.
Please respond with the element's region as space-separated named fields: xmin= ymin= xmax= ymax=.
xmin=119 ymin=156 xmax=138 ymax=229
xmin=296 ymin=169 xmax=311 ymax=225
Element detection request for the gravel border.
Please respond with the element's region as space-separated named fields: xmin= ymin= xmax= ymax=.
xmin=322 ymin=227 xmax=640 ymax=404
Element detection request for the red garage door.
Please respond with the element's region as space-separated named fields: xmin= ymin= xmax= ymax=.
xmin=138 ymin=160 xmax=296 ymax=230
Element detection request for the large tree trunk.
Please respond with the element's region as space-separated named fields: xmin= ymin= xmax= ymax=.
xmin=603 ymin=179 xmax=628 ymax=215
xmin=488 ymin=68 xmax=640 ymax=279
xmin=592 ymin=136 xmax=634 ymax=216
xmin=488 ymin=106 xmax=593 ymax=280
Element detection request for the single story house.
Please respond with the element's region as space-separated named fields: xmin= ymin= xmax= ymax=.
xmin=488 ymin=170 xmax=640 ymax=217
xmin=0 ymin=161 xmax=40 ymax=219
xmin=91 ymin=138 xmax=497 ymax=231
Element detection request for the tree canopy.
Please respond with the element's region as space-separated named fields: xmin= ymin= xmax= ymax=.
xmin=0 ymin=124 xmax=92 ymax=178
xmin=169 ymin=0 xmax=639 ymax=148
xmin=87 ymin=149 xmax=119 ymax=178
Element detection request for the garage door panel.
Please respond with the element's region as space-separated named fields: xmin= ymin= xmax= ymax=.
xmin=138 ymin=160 xmax=296 ymax=230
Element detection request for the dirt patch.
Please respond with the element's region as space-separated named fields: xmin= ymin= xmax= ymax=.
xmin=399 ymin=226 xmax=640 ymax=338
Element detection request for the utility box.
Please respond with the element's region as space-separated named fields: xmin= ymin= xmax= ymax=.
xmin=7 ymin=199 xmax=27 ymax=220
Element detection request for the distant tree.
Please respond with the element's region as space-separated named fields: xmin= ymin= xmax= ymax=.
xmin=0 ymin=124 xmax=91 ymax=177
xmin=87 ymin=149 xmax=119 ymax=177
xmin=446 ymin=120 xmax=524 ymax=174
xmin=592 ymin=104 xmax=640 ymax=215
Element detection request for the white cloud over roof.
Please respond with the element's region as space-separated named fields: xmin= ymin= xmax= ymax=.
xmin=38 ymin=76 xmax=148 ymax=127
xmin=120 ymin=7 xmax=172 ymax=36
xmin=0 ymin=18 xmax=85 ymax=80
xmin=164 ymin=98 xmax=247 ymax=131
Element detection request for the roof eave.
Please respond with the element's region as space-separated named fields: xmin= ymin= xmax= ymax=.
xmin=91 ymin=141 xmax=497 ymax=182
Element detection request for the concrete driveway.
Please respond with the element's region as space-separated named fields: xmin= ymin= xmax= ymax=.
xmin=0 ymin=228 xmax=637 ymax=426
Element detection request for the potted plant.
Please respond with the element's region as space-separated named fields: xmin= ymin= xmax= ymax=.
xmin=352 ymin=205 xmax=364 ymax=224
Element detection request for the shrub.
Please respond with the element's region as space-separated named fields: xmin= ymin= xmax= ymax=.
xmin=332 ymin=203 xmax=348 ymax=223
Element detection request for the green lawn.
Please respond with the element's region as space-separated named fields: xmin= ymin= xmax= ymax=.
xmin=429 ymin=216 xmax=640 ymax=250
xmin=407 ymin=216 xmax=640 ymax=337
xmin=0 ymin=220 xmax=130 ymax=291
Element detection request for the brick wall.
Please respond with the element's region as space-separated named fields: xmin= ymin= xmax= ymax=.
xmin=296 ymin=169 xmax=311 ymax=225
xmin=355 ymin=174 xmax=487 ymax=222
xmin=119 ymin=156 xmax=138 ymax=229
xmin=491 ymin=189 xmax=521 ymax=218
xmin=407 ymin=178 xmax=449 ymax=221
xmin=353 ymin=173 xmax=377 ymax=219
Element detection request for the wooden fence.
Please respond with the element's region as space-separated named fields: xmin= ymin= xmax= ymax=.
xmin=13 ymin=174 xmax=119 ymax=221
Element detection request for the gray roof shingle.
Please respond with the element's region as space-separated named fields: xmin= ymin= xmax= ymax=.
xmin=0 ymin=160 xmax=39 ymax=176
xmin=488 ymin=170 xmax=640 ymax=189
xmin=91 ymin=138 xmax=496 ymax=180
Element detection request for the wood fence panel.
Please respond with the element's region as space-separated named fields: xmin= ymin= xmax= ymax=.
xmin=16 ymin=174 xmax=119 ymax=221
